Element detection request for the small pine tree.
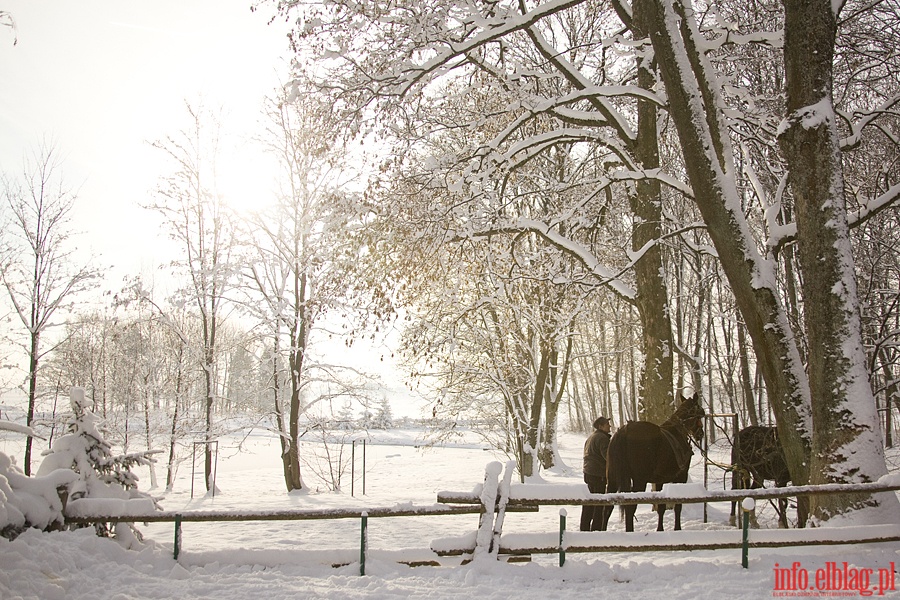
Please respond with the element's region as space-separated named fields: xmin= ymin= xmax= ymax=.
xmin=371 ymin=398 xmax=393 ymax=430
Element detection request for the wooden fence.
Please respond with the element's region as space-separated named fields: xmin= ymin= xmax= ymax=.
xmin=62 ymin=463 xmax=900 ymax=569
xmin=63 ymin=498 xmax=538 ymax=564
xmin=434 ymin=462 xmax=900 ymax=564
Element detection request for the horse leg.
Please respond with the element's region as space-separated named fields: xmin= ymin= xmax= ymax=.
xmin=598 ymin=503 xmax=613 ymax=531
xmin=599 ymin=479 xmax=617 ymax=531
xmin=673 ymin=503 xmax=682 ymax=531
xmin=778 ymin=497 xmax=788 ymax=528
xmin=651 ymin=483 xmax=668 ymax=531
xmin=776 ymin=479 xmax=789 ymax=528
xmin=731 ymin=469 xmax=750 ymax=528
xmin=625 ymin=503 xmax=638 ymax=532
xmin=627 ymin=481 xmax=648 ymax=532
xmin=729 ymin=469 xmax=739 ymax=527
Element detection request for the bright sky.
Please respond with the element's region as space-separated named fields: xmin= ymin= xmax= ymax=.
xmin=0 ymin=0 xmax=291 ymax=290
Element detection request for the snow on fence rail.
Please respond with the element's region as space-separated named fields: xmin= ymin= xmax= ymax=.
xmin=63 ymin=498 xmax=539 ymax=563
xmin=64 ymin=501 xmax=510 ymax=523
xmin=60 ymin=462 xmax=900 ymax=569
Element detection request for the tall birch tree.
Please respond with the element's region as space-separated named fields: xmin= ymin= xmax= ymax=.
xmin=0 ymin=142 xmax=97 ymax=475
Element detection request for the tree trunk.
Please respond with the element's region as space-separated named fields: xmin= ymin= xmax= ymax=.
xmin=737 ymin=324 xmax=759 ymax=427
xmin=879 ymin=349 xmax=898 ymax=449
xmin=541 ymin=335 xmax=572 ymax=468
xmin=285 ymin=269 xmax=310 ymax=492
xmin=779 ymin=0 xmax=898 ymax=522
xmin=629 ymin=0 xmax=675 ymax=424
xmin=637 ymin=0 xmax=813 ymax=492
xmin=523 ymin=343 xmax=551 ymax=477
xmin=166 ymin=345 xmax=185 ymax=492
xmin=24 ymin=329 xmax=40 ymax=476
xmin=204 ymin=353 xmax=215 ymax=492
xmin=271 ymin=333 xmax=295 ymax=491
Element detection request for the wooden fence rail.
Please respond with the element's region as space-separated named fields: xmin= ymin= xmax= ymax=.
xmin=494 ymin=524 xmax=900 ymax=556
xmin=433 ymin=463 xmax=900 ymax=563
xmin=438 ymin=480 xmax=900 ymax=507
xmin=60 ymin=467 xmax=900 ymax=568
xmin=63 ymin=500 xmax=538 ymax=561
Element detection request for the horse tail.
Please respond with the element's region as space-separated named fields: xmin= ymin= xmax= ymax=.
xmin=731 ymin=430 xmax=741 ymax=491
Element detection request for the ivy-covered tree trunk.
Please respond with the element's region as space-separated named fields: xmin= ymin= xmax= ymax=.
xmin=778 ymin=0 xmax=898 ymax=522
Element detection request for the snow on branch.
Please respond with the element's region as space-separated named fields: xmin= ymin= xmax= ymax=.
xmin=477 ymin=84 xmax=663 ymax=163
xmin=838 ymin=93 xmax=900 ymax=150
xmin=453 ymin=217 xmax=637 ymax=300
xmin=0 ymin=421 xmax=39 ymax=437
xmin=385 ymin=0 xmax=587 ymax=97
xmin=769 ymin=182 xmax=900 ymax=253
xmin=523 ymin=18 xmax=638 ymax=144
xmin=848 ymin=182 xmax=900 ymax=229
xmin=501 ymin=128 xmax=636 ymax=173
xmin=700 ymin=28 xmax=784 ymax=53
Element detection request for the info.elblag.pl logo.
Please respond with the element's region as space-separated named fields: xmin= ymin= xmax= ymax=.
xmin=773 ymin=561 xmax=897 ymax=597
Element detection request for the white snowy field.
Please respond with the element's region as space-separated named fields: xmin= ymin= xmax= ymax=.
xmin=2 ymin=426 xmax=900 ymax=599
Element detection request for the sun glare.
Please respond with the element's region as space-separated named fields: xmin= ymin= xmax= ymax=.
xmin=216 ymin=135 xmax=280 ymax=217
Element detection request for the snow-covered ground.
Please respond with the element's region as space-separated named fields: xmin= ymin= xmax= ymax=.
xmin=2 ymin=426 xmax=899 ymax=599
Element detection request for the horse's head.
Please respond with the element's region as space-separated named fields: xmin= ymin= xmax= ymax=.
xmin=676 ymin=393 xmax=705 ymax=441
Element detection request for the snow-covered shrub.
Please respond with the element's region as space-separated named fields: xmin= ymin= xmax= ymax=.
xmin=35 ymin=387 xmax=158 ymax=537
xmin=0 ymin=423 xmax=78 ymax=539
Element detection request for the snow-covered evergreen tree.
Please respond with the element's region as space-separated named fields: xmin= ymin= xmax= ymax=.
xmin=36 ymin=387 xmax=158 ymax=537
xmin=370 ymin=398 xmax=393 ymax=430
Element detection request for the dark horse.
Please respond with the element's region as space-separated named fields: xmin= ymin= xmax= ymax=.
xmin=601 ymin=393 xmax=705 ymax=532
xmin=729 ymin=425 xmax=806 ymax=528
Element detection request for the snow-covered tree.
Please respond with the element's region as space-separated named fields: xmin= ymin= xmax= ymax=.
xmin=150 ymin=103 xmax=238 ymax=493
xmin=240 ymin=92 xmax=380 ymax=492
xmin=370 ymin=397 xmax=393 ymax=430
xmin=0 ymin=141 xmax=98 ymax=475
xmin=270 ymin=0 xmax=900 ymax=522
xmin=35 ymin=387 xmax=158 ymax=537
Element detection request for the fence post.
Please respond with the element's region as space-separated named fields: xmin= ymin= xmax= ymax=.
xmin=174 ymin=514 xmax=182 ymax=560
xmin=741 ymin=498 xmax=754 ymax=568
xmin=360 ymin=511 xmax=368 ymax=576
xmin=559 ymin=508 xmax=567 ymax=567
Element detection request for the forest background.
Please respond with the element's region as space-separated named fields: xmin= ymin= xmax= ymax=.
xmin=0 ymin=0 xmax=899 ymax=526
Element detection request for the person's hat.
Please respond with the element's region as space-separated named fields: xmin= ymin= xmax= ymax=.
xmin=593 ymin=417 xmax=609 ymax=429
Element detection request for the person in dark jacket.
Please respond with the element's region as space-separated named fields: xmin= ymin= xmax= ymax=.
xmin=580 ymin=416 xmax=612 ymax=531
